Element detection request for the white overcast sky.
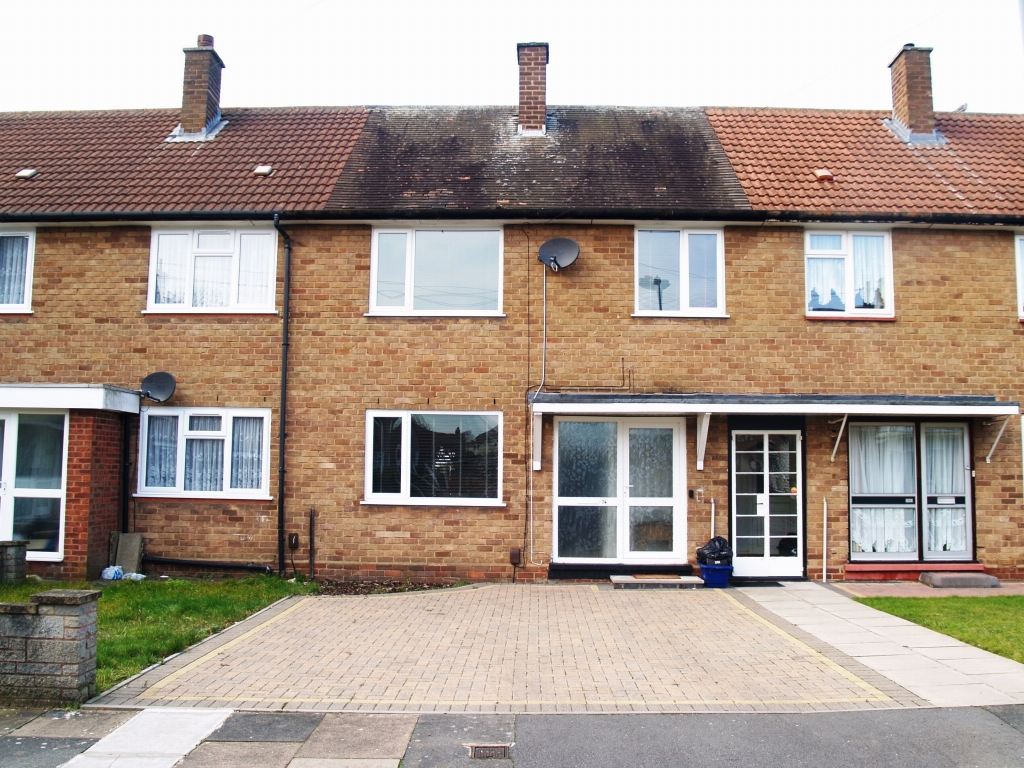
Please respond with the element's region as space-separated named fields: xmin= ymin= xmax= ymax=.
xmin=3 ymin=0 xmax=1023 ymax=114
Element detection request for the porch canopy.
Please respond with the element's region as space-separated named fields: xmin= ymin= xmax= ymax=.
xmin=529 ymin=392 xmax=1019 ymax=469
xmin=0 ymin=384 xmax=140 ymax=413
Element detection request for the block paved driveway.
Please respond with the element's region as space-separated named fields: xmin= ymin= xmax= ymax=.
xmin=88 ymin=583 xmax=932 ymax=714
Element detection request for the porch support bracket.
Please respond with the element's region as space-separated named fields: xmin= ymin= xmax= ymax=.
xmin=830 ymin=414 xmax=848 ymax=463
xmin=985 ymin=416 xmax=1011 ymax=464
xmin=696 ymin=413 xmax=711 ymax=471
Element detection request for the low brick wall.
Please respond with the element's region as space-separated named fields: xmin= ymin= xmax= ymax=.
xmin=0 ymin=589 xmax=101 ymax=705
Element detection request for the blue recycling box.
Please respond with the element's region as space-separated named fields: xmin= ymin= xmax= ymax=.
xmin=700 ymin=563 xmax=733 ymax=588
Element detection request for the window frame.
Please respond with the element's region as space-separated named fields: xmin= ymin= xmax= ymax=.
xmin=1015 ymin=234 xmax=1024 ymax=321
xmin=848 ymin=420 xmax=974 ymax=562
xmin=136 ymin=407 xmax=273 ymax=499
xmin=145 ymin=226 xmax=278 ymax=314
xmin=367 ymin=226 xmax=505 ymax=317
xmin=804 ymin=230 xmax=895 ymax=319
xmin=363 ymin=409 xmax=504 ymax=506
xmin=633 ymin=227 xmax=727 ymax=317
xmin=0 ymin=228 xmax=36 ymax=314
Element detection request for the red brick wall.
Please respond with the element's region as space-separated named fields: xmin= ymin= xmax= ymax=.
xmin=890 ymin=46 xmax=934 ymax=134
xmin=518 ymin=44 xmax=548 ymax=132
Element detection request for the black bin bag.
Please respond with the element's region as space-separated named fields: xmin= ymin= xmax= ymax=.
xmin=696 ymin=536 xmax=733 ymax=565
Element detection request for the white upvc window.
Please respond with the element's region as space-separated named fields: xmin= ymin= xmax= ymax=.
xmin=364 ymin=410 xmax=503 ymax=505
xmin=147 ymin=228 xmax=277 ymax=313
xmin=137 ymin=407 xmax=272 ymax=499
xmin=1015 ymin=235 xmax=1024 ymax=320
xmin=368 ymin=227 xmax=503 ymax=316
xmin=0 ymin=230 xmax=35 ymax=313
xmin=634 ymin=228 xmax=726 ymax=317
xmin=805 ymin=231 xmax=894 ymax=318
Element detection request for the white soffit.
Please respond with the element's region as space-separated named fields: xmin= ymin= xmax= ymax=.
xmin=530 ymin=402 xmax=1020 ymax=417
xmin=0 ymin=384 xmax=140 ymax=413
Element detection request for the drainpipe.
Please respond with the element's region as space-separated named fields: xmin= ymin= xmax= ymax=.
xmin=273 ymin=214 xmax=291 ymax=577
xmin=121 ymin=413 xmax=131 ymax=533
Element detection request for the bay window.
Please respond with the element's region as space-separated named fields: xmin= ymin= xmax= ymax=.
xmin=365 ymin=410 xmax=502 ymax=504
xmin=138 ymin=408 xmax=271 ymax=498
xmin=147 ymin=228 xmax=277 ymax=312
xmin=805 ymin=231 xmax=893 ymax=317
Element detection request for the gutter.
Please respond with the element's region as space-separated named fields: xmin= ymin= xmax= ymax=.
xmin=273 ymin=214 xmax=291 ymax=578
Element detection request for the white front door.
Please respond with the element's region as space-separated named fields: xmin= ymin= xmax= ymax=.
xmin=553 ymin=417 xmax=686 ymax=563
xmin=921 ymin=423 xmax=972 ymax=560
xmin=731 ymin=430 xmax=803 ymax=577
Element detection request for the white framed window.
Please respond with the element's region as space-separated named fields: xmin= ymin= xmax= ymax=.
xmin=368 ymin=227 xmax=503 ymax=316
xmin=0 ymin=411 xmax=69 ymax=562
xmin=364 ymin=410 xmax=503 ymax=505
xmin=147 ymin=228 xmax=277 ymax=313
xmin=1015 ymin=235 xmax=1024 ymax=320
xmin=634 ymin=228 xmax=725 ymax=317
xmin=137 ymin=407 xmax=272 ymax=499
xmin=805 ymin=231 xmax=893 ymax=317
xmin=0 ymin=230 xmax=35 ymax=313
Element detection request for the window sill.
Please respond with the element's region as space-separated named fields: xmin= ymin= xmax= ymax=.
xmin=805 ymin=314 xmax=896 ymax=322
xmin=0 ymin=309 xmax=33 ymax=314
xmin=364 ymin=312 xmax=507 ymax=319
xmin=631 ymin=312 xmax=730 ymax=319
xmin=26 ymin=552 xmax=62 ymax=562
xmin=361 ymin=499 xmax=506 ymax=507
xmin=143 ymin=310 xmax=278 ymax=316
xmin=134 ymin=494 xmax=274 ymax=502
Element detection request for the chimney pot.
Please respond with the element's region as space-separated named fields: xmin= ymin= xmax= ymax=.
xmin=889 ymin=44 xmax=935 ymax=136
xmin=180 ymin=34 xmax=225 ymax=135
xmin=517 ymin=42 xmax=549 ymax=135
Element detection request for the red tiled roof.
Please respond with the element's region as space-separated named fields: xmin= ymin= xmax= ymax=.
xmin=705 ymin=108 xmax=1024 ymax=217
xmin=0 ymin=107 xmax=367 ymax=216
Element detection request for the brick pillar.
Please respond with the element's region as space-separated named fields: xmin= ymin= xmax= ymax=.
xmin=517 ymin=42 xmax=549 ymax=134
xmin=181 ymin=34 xmax=225 ymax=134
xmin=0 ymin=541 xmax=27 ymax=583
xmin=0 ymin=589 xmax=101 ymax=705
xmin=889 ymin=44 xmax=935 ymax=135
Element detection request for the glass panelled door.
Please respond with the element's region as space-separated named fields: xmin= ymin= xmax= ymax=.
xmin=0 ymin=412 xmax=68 ymax=560
xmin=921 ymin=423 xmax=972 ymax=560
xmin=731 ymin=431 xmax=803 ymax=577
xmin=554 ymin=418 xmax=685 ymax=563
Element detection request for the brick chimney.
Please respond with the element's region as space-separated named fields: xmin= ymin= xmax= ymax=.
xmin=180 ymin=34 xmax=225 ymax=135
xmin=889 ymin=43 xmax=935 ymax=136
xmin=517 ymin=43 xmax=549 ymax=135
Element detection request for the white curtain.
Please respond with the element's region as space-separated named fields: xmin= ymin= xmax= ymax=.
xmin=925 ymin=427 xmax=967 ymax=553
xmin=230 ymin=417 xmax=263 ymax=490
xmin=192 ymin=255 xmax=232 ymax=307
xmin=0 ymin=236 xmax=28 ymax=305
xmin=237 ymin=233 xmax=274 ymax=306
xmin=851 ymin=507 xmax=917 ymax=553
xmin=853 ymin=235 xmax=885 ymax=309
xmin=687 ymin=233 xmax=718 ymax=309
xmin=806 ymin=257 xmax=845 ymax=311
xmin=154 ymin=234 xmax=189 ymax=304
xmin=849 ymin=425 xmax=915 ymax=493
xmin=146 ymin=415 xmax=178 ymax=487
xmin=189 ymin=414 xmax=221 ymax=431
xmin=184 ymin=438 xmax=223 ymax=491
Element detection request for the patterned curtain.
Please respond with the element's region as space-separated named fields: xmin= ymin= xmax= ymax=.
xmin=230 ymin=417 xmax=263 ymax=490
xmin=0 ymin=236 xmax=28 ymax=305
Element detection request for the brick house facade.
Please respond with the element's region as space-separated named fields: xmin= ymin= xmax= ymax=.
xmin=0 ymin=38 xmax=1021 ymax=582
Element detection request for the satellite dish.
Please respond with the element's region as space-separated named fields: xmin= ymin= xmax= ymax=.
xmin=140 ymin=372 xmax=176 ymax=403
xmin=538 ymin=238 xmax=580 ymax=272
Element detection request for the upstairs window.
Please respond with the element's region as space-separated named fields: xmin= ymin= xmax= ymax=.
xmin=138 ymin=407 xmax=271 ymax=499
xmin=1016 ymin=235 xmax=1024 ymax=320
xmin=805 ymin=231 xmax=893 ymax=318
xmin=147 ymin=228 xmax=277 ymax=312
xmin=0 ymin=231 xmax=35 ymax=313
xmin=634 ymin=229 xmax=725 ymax=316
xmin=369 ymin=228 xmax=503 ymax=316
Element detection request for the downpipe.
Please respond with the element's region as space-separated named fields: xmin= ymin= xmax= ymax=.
xmin=273 ymin=214 xmax=292 ymax=577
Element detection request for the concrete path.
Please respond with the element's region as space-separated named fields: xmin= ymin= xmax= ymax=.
xmin=739 ymin=582 xmax=1024 ymax=707
xmin=88 ymin=585 xmax=922 ymax=714
xmin=837 ymin=581 xmax=1024 ymax=598
xmin=4 ymin=707 xmax=1024 ymax=767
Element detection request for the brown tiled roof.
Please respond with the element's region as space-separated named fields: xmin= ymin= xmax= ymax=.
xmin=0 ymin=107 xmax=367 ymax=217
xmin=327 ymin=106 xmax=751 ymax=217
xmin=705 ymin=108 xmax=1024 ymax=218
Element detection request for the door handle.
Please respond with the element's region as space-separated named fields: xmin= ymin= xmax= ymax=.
xmin=755 ymin=494 xmax=767 ymax=516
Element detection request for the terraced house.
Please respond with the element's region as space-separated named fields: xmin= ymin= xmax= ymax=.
xmin=1 ymin=37 xmax=1022 ymax=584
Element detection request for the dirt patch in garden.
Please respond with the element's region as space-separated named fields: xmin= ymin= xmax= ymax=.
xmin=315 ymin=579 xmax=456 ymax=596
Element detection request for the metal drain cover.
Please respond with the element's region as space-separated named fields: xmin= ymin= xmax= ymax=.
xmin=468 ymin=744 xmax=511 ymax=759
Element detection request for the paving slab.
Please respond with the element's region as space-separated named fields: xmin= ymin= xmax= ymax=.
xmin=295 ymin=714 xmax=416 ymax=759
xmin=10 ymin=709 xmax=136 ymax=739
xmin=402 ymin=714 xmax=513 ymax=768
xmin=206 ymin=712 xmax=323 ymax=742
xmin=0 ymin=708 xmax=44 ymax=736
xmin=177 ymin=741 xmax=299 ymax=767
xmin=0 ymin=735 xmax=97 ymax=768
xmin=289 ymin=761 xmax=400 ymax=768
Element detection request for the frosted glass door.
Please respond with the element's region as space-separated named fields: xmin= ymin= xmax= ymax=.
xmin=627 ymin=427 xmax=676 ymax=554
xmin=921 ymin=424 xmax=971 ymax=560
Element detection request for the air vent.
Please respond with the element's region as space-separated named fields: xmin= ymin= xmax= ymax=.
xmin=813 ymin=168 xmax=835 ymax=181
xmin=468 ymin=744 xmax=511 ymax=759
xmin=253 ymin=165 xmax=273 ymax=177
xmin=15 ymin=169 xmax=38 ymax=180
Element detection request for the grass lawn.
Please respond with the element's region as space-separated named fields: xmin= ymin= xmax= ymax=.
xmin=0 ymin=576 xmax=318 ymax=692
xmin=856 ymin=595 xmax=1024 ymax=664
